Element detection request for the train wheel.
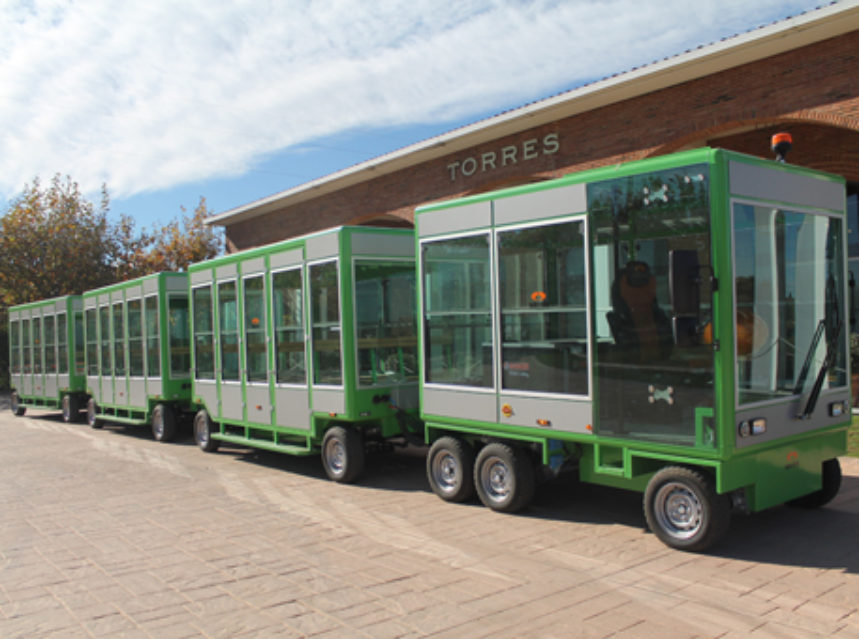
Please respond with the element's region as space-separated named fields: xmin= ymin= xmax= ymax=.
xmin=321 ymin=425 xmax=365 ymax=483
xmin=644 ymin=466 xmax=731 ymax=551
xmin=11 ymin=391 xmax=26 ymax=416
xmin=427 ymin=436 xmax=475 ymax=502
xmin=788 ymin=458 xmax=842 ymax=509
xmin=193 ymin=409 xmax=219 ymax=453
xmin=86 ymin=398 xmax=102 ymax=429
xmin=151 ymin=404 xmax=177 ymax=442
xmin=474 ymin=443 xmax=535 ymax=513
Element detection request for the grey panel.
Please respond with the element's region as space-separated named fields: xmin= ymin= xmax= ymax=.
xmin=352 ymin=233 xmax=415 ymax=258
xmin=147 ymin=376 xmax=162 ymax=398
xmin=270 ymin=248 xmax=304 ymax=270
xmin=71 ymin=298 xmax=83 ymax=311
xmin=115 ymin=378 xmax=130 ymax=407
xmin=275 ymin=386 xmax=310 ymax=430
xmin=84 ymin=298 xmax=97 ymax=310
xmin=422 ymin=386 xmax=496 ymax=423
xmin=87 ymin=375 xmax=101 ymax=403
xmin=129 ymin=378 xmax=146 ymax=407
xmin=57 ymin=373 xmax=69 ymax=392
xmin=306 ymin=232 xmax=341 ymax=260
xmin=242 ymin=257 xmax=266 ymax=276
xmin=730 ymin=161 xmax=844 ymax=212
xmin=735 ymin=390 xmax=850 ymax=449
xmin=45 ymin=376 xmax=57 ymax=400
xmin=310 ymin=386 xmax=346 ymax=415
xmin=191 ymin=269 xmax=212 ymax=285
xmin=167 ymin=276 xmax=187 ymax=292
xmin=418 ymin=201 xmax=491 ymax=238
xmin=143 ymin=278 xmax=158 ymax=294
xmin=494 ymin=184 xmax=587 ymax=227
xmin=220 ymin=382 xmax=244 ymax=421
xmin=99 ymin=294 xmax=110 ymax=306
xmin=216 ymin=264 xmax=238 ymax=280
xmin=245 ymin=383 xmax=271 ymax=425
xmin=498 ymin=393 xmax=591 ymax=434
xmin=389 ymin=384 xmax=419 ymax=411
xmin=111 ymin=291 xmax=124 ymax=304
xmin=126 ymin=285 xmax=143 ymax=302
xmin=101 ymin=377 xmax=113 ymax=407
xmin=194 ymin=379 xmax=218 ymax=417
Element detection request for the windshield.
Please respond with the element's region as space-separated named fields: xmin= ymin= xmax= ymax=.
xmin=733 ymin=204 xmax=846 ymax=405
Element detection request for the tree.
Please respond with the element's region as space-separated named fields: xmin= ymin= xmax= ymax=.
xmin=0 ymin=174 xmax=223 ymax=389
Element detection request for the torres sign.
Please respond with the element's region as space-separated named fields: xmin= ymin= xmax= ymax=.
xmin=446 ymin=133 xmax=560 ymax=181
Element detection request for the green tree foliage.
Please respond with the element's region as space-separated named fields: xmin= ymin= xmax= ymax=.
xmin=0 ymin=174 xmax=224 ymax=389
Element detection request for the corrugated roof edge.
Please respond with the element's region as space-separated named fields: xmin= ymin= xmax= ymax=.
xmin=207 ymin=1 xmax=858 ymax=228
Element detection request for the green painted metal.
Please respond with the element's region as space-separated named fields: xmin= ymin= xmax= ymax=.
xmin=82 ymin=272 xmax=191 ymax=427
xmin=8 ymin=295 xmax=87 ymax=411
xmin=187 ymin=225 xmax=418 ymax=454
xmin=416 ymin=147 xmax=850 ymax=512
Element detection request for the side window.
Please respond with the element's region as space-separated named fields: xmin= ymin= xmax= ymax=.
xmin=85 ymin=309 xmax=98 ymax=375
xmin=309 ymin=261 xmax=341 ymax=385
xmin=57 ymin=312 xmax=68 ymax=375
xmin=33 ymin=317 xmax=43 ymax=374
xmin=74 ymin=311 xmax=85 ymax=375
xmin=127 ymin=299 xmax=144 ymax=376
xmin=273 ymin=269 xmax=305 ymax=384
xmin=99 ymin=306 xmax=111 ymax=376
xmin=244 ymin=276 xmax=267 ymax=383
xmin=22 ymin=319 xmax=31 ymax=374
xmin=422 ymin=234 xmax=492 ymax=387
xmin=9 ymin=319 xmax=20 ymax=374
xmin=498 ymin=220 xmax=588 ymax=395
xmin=145 ymin=296 xmax=160 ymax=376
xmin=44 ymin=314 xmax=57 ymax=374
xmin=113 ymin=303 xmax=126 ymax=376
xmin=168 ymin=295 xmax=190 ymax=378
xmin=218 ymin=281 xmax=239 ymax=381
xmin=192 ymin=285 xmax=215 ymax=379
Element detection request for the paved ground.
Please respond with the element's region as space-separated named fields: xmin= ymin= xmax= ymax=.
xmin=1 ymin=396 xmax=858 ymax=638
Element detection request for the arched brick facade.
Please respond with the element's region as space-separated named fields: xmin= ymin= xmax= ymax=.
xmin=224 ymin=29 xmax=859 ymax=252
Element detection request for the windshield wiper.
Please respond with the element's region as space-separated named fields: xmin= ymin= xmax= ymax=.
xmin=797 ymin=318 xmax=841 ymax=420
xmin=793 ymin=319 xmax=825 ymax=395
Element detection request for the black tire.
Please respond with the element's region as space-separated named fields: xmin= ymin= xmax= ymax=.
xmin=193 ymin=409 xmax=220 ymax=453
xmin=86 ymin=398 xmax=102 ymax=429
xmin=11 ymin=391 xmax=26 ymax=417
xmin=62 ymin=394 xmax=80 ymax=423
xmin=151 ymin=404 xmax=177 ymax=442
xmin=644 ymin=466 xmax=731 ymax=552
xmin=321 ymin=426 xmax=365 ymax=483
xmin=427 ymin=436 xmax=475 ymax=502
xmin=473 ymin=443 xmax=536 ymax=513
xmin=788 ymin=458 xmax=842 ymax=509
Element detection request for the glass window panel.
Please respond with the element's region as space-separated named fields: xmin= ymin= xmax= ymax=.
xmin=33 ymin=317 xmax=43 ymax=374
xmin=273 ymin=269 xmax=305 ymax=384
xmin=44 ymin=315 xmax=56 ymax=373
xmin=85 ymin=309 xmax=98 ymax=375
xmin=422 ymin=234 xmax=492 ymax=387
xmin=57 ymin=312 xmax=68 ymax=375
xmin=113 ymin=303 xmax=125 ymax=376
xmin=309 ymin=262 xmax=341 ymax=385
xmin=355 ymin=260 xmax=417 ymax=386
xmin=74 ymin=311 xmax=84 ymax=375
xmin=244 ymin=276 xmax=267 ymax=383
xmin=127 ymin=300 xmax=143 ymax=376
xmin=218 ymin=281 xmax=239 ymax=381
xmin=99 ymin=306 xmax=111 ymax=376
xmin=22 ymin=319 xmax=31 ymax=373
xmin=192 ymin=285 xmax=215 ymax=379
xmin=145 ymin=296 xmax=160 ymax=377
xmin=733 ymin=205 xmax=847 ymax=405
xmin=168 ymin=295 xmax=190 ymax=378
xmin=10 ymin=320 xmax=19 ymax=374
xmin=498 ymin=221 xmax=588 ymax=395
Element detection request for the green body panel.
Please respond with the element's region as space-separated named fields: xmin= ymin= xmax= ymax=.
xmin=416 ymin=147 xmax=850 ymax=510
xmin=8 ymin=295 xmax=87 ymax=408
xmin=82 ymin=272 xmax=191 ymax=425
xmin=188 ymin=226 xmax=418 ymax=454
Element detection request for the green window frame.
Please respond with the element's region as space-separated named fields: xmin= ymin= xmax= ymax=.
xmin=244 ymin=275 xmax=267 ymax=383
xmin=57 ymin=312 xmax=68 ymax=375
xmin=145 ymin=296 xmax=160 ymax=377
xmin=85 ymin=308 xmax=98 ymax=375
xmin=99 ymin=306 xmax=111 ymax=377
xmin=74 ymin=311 xmax=85 ymax=375
xmin=309 ymin=261 xmax=342 ymax=386
xmin=127 ymin=299 xmax=144 ymax=377
xmin=192 ymin=285 xmax=215 ymax=380
xmin=168 ymin=294 xmax=190 ymax=378
xmin=22 ymin=319 xmax=31 ymax=374
xmin=273 ymin=268 xmax=305 ymax=385
xmin=218 ymin=281 xmax=240 ymax=382
xmin=44 ymin=314 xmax=57 ymax=374
xmin=10 ymin=319 xmax=20 ymax=374
xmin=113 ymin=302 xmax=126 ymax=377
xmin=33 ymin=317 xmax=43 ymax=374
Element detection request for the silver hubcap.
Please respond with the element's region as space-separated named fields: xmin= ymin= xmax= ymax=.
xmin=433 ymin=452 xmax=459 ymax=493
xmin=62 ymin=397 xmax=70 ymax=419
xmin=481 ymin=456 xmax=511 ymax=504
xmin=325 ymin=439 xmax=345 ymax=474
xmin=196 ymin=419 xmax=208 ymax=443
xmin=654 ymin=481 xmax=704 ymax=540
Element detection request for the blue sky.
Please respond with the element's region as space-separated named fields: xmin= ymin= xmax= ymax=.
xmin=0 ymin=0 xmax=829 ymax=232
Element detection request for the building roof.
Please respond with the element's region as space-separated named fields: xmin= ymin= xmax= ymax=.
xmin=207 ymin=1 xmax=859 ymax=228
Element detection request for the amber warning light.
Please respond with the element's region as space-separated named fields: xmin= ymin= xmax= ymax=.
xmin=771 ymin=132 xmax=792 ymax=163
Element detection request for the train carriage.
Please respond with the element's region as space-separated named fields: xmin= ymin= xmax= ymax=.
xmin=416 ymin=147 xmax=850 ymax=550
xmin=187 ymin=225 xmax=419 ymax=482
xmin=82 ymin=272 xmax=191 ymax=441
xmin=8 ymin=295 xmax=87 ymax=421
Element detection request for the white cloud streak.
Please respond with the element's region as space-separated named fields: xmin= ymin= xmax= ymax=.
xmin=0 ymin=0 xmax=820 ymax=198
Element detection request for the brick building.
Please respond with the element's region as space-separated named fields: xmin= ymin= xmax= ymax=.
xmin=208 ymin=3 xmax=859 ymax=252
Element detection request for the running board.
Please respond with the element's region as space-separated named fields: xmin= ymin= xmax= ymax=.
xmin=212 ymin=433 xmax=316 ymax=456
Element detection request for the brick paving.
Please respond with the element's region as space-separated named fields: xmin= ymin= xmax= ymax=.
xmin=1 ymin=395 xmax=858 ymax=638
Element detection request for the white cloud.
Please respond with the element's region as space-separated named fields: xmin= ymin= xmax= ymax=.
xmin=0 ymin=0 xmax=820 ymax=199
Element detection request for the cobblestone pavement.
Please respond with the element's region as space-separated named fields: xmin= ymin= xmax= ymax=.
xmin=1 ymin=397 xmax=858 ymax=638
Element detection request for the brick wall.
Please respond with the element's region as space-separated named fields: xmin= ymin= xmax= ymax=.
xmin=226 ymin=30 xmax=859 ymax=251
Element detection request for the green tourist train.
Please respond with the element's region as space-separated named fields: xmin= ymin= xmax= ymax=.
xmin=7 ymin=147 xmax=850 ymax=551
